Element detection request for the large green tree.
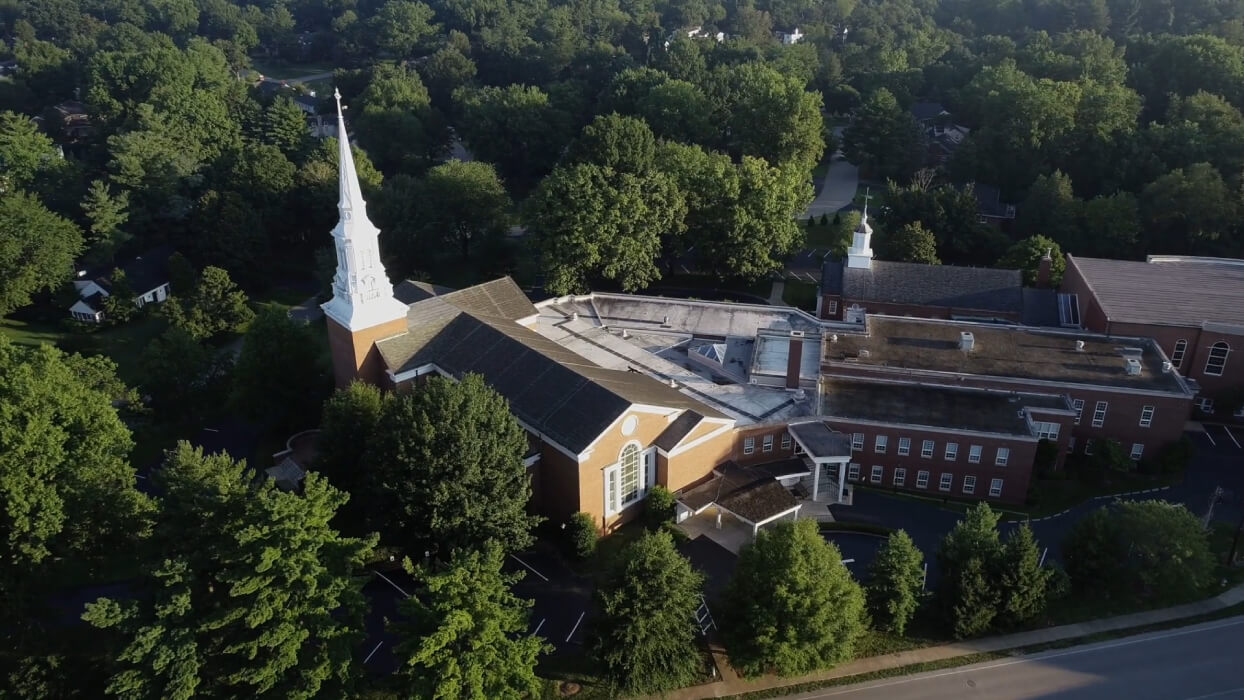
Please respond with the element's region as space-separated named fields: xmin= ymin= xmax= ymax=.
xmin=354 ymin=63 xmax=446 ymax=173
xmin=0 ymin=110 xmax=63 ymax=189
xmin=165 ymin=265 xmax=255 ymax=340
xmin=997 ymin=235 xmax=1065 ymax=286
xmin=392 ymin=545 xmax=547 ymax=699
xmin=261 ymin=95 xmax=311 ymax=160
xmin=367 ymin=0 xmax=438 ymax=59
xmin=1140 ymin=162 xmax=1238 ymax=254
xmin=716 ymin=62 xmax=826 ymax=170
xmin=364 ymin=374 xmax=540 ymax=558
xmin=875 ymin=221 xmax=940 ymax=264
xmin=842 ymin=88 xmax=923 ymax=182
xmin=866 ymin=530 xmax=925 ymax=635
xmin=454 ymin=84 xmax=571 ymax=185
xmin=0 ymin=190 xmax=83 ymax=316
xmin=85 ymin=443 xmax=375 ymax=700
xmin=232 ymin=307 xmax=330 ymax=430
xmin=315 ymin=381 xmax=389 ymax=530
xmin=590 ymin=530 xmax=705 ymax=694
xmin=81 ymin=180 xmax=132 ymax=265
xmin=416 ymin=160 xmax=511 ymax=261
xmin=1063 ymin=500 xmax=1214 ymax=604
xmin=1016 ymin=170 xmax=1080 ymax=244
xmin=937 ymin=503 xmax=1003 ymax=636
xmin=139 ymin=326 xmax=231 ymax=419
xmin=997 ymin=524 xmax=1052 ymax=627
xmin=723 ymin=520 xmax=867 ymax=677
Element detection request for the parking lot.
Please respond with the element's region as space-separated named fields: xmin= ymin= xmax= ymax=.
xmin=1194 ymin=423 xmax=1244 ymax=453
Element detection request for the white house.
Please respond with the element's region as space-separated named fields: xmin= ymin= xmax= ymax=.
xmin=69 ymin=246 xmax=174 ymax=323
xmin=778 ymin=27 xmax=804 ymax=44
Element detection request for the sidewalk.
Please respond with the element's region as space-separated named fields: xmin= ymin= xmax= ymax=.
xmin=662 ymin=583 xmax=1244 ymax=699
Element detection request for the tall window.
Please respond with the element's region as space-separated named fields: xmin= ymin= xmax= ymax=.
xmin=763 ymin=434 xmax=774 ymax=453
xmin=916 ymin=470 xmax=930 ymax=488
xmin=963 ymin=475 xmax=976 ymax=495
xmin=1130 ymin=443 xmax=1144 ymax=460
xmin=619 ymin=444 xmax=642 ymax=506
xmin=1139 ymin=405 xmax=1155 ymax=428
xmin=1172 ymin=339 xmax=1188 ymax=368
xmin=848 ymin=463 xmax=860 ymax=480
xmin=1205 ymin=342 xmax=1230 ymax=376
xmin=605 ymin=444 xmax=647 ymax=515
xmin=1092 ymin=401 xmax=1108 ymax=428
xmin=1034 ymin=422 xmax=1060 ymax=440
xmin=1084 ymin=438 xmax=1095 ymax=455
xmin=781 ymin=433 xmax=792 ymax=450
xmin=996 ymin=447 xmax=1010 ymax=466
xmin=743 ymin=437 xmax=755 ymax=455
xmin=870 ymin=465 xmax=883 ymax=483
xmin=852 ymin=433 xmax=864 ymax=451
xmin=898 ymin=437 xmax=911 ymax=456
xmin=968 ymin=445 xmax=982 ymax=463
xmin=921 ymin=439 xmax=935 ymax=458
xmin=875 ymin=435 xmax=888 ymax=453
xmin=1072 ymin=399 xmax=1084 ymax=425
xmin=945 ymin=442 xmax=959 ymax=461
xmin=989 ymin=478 xmax=1004 ymax=498
xmin=939 ymin=472 xmax=953 ymax=492
xmin=893 ymin=468 xmax=906 ymax=487
xmin=827 ymin=300 xmax=839 ymax=315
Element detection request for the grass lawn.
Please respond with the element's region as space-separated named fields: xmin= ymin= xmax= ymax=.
xmin=804 ymin=212 xmax=858 ymax=253
xmin=0 ymin=313 xmax=167 ymax=387
xmin=782 ymin=281 xmax=819 ymax=311
xmin=248 ymin=57 xmax=336 ymax=79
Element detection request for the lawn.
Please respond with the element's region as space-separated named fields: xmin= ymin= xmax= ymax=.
xmin=1 ymin=313 xmax=167 ymax=387
xmin=248 ymin=57 xmax=336 ymax=80
xmin=804 ymin=212 xmax=858 ymax=253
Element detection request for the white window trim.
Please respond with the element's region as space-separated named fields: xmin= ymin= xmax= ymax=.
xmin=762 ymin=434 xmax=774 ymax=453
xmin=897 ymin=437 xmax=911 ymax=456
xmin=893 ymin=467 xmax=906 ymax=487
xmin=1139 ymin=405 xmax=1154 ymax=428
xmin=938 ymin=473 xmax=953 ymax=492
xmin=1092 ymin=401 xmax=1108 ymax=428
xmin=869 ymin=465 xmax=883 ymax=483
xmin=781 ymin=433 xmax=792 ymax=450
xmin=1200 ymin=398 xmax=1215 ymax=414
xmin=921 ymin=440 xmax=934 ymax=459
xmin=1034 ymin=421 xmax=1059 ymax=440
xmin=1130 ymin=443 xmax=1144 ymax=460
xmin=1084 ymin=438 xmax=1095 ymax=456
xmin=743 ymin=437 xmax=755 ymax=455
xmin=1072 ymin=399 xmax=1084 ymax=425
xmin=1205 ymin=342 xmax=1230 ymax=377
xmin=995 ymin=447 xmax=1009 ymax=467
xmin=1172 ymin=339 xmax=1187 ymax=368
xmin=968 ymin=445 xmax=982 ymax=464
xmin=989 ymin=478 xmax=1003 ymax=498
xmin=852 ymin=433 xmax=865 ymax=451
xmin=945 ymin=442 xmax=958 ymax=461
xmin=847 ymin=463 xmax=860 ymax=480
xmin=916 ymin=470 xmax=930 ymax=488
xmin=875 ymin=435 xmax=888 ymax=454
xmin=963 ymin=475 xmax=976 ymax=495
xmin=827 ymin=300 xmax=838 ymax=314
xmin=603 ymin=442 xmax=654 ymax=516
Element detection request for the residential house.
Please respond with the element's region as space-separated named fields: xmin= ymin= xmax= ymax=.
xmin=777 ymin=28 xmax=804 ymax=45
xmin=911 ymin=101 xmax=971 ymax=166
xmin=973 ymin=183 xmax=1017 ymax=229
xmin=69 ymin=246 xmax=174 ymax=323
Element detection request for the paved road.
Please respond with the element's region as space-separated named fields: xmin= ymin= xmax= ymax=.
xmin=793 ymin=616 xmax=1244 ymax=699
xmin=805 ymin=127 xmax=859 ymax=220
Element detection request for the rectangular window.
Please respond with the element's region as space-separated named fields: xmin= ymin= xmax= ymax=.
xmin=968 ymin=445 xmax=982 ymax=464
xmin=605 ymin=467 xmax=618 ymax=516
xmin=1130 ymin=443 xmax=1144 ymax=460
xmin=1073 ymin=399 xmax=1084 ymax=425
xmin=996 ymin=447 xmax=1010 ymax=466
xmin=875 ymin=435 xmax=888 ymax=454
xmin=916 ymin=470 xmax=930 ymax=489
xmin=945 ymin=442 xmax=959 ymax=461
xmin=852 ymin=433 xmax=864 ymax=451
xmin=921 ymin=439 xmax=935 ymax=458
xmin=827 ymin=300 xmax=838 ymax=314
xmin=963 ymin=475 xmax=976 ymax=495
xmin=989 ymin=478 xmax=1003 ymax=498
xmin=743 ymin=437 xmax=755 ymax=455
xmin=1171 ymin=339 xmax=1187 ymax=368
xmin=897 ymin=437 xmax=911 ymax=456
xmin=870 ymin=465 xmax=883 ymax=484
xmin=763 ymin=434 xmax=774 ymax=453
xmin=939 ymin=472 xmax=953 ymax=492
xmin=1200 ymin=397 xmax=1215 ymax=414
xmin=1084 ymin=438 xmax=1095 ymax=456
xmin=1139 ymin=405 xmax=1154 ymax=428
xmin=1092 ymin=401 xmax=1108 ymax=428
xmin=848 ymin=463 xmax=860 ymax=480
xmin=1068 ymin=436 xmax=1077 ymax=451
xmin=1034 ymin=421 xmax=1060 ymax=440
xmin=781 ymin=433 xmax=792 ymax=450
xmin=893 ymin=467 xmax=906 ymax=487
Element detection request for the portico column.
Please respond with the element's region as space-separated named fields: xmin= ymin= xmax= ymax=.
xmin=812 ymin=460 xmax=821 ymax=501
xmin=837 ymin=460 xmax=846 ymax=502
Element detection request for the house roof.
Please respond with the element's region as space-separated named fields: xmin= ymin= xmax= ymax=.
xmin=376 ymin=277 xmax=725 ymax=453
xmin=973 ymin=183 xmax=1015 ymax=219
xmin=911 ymin=101 xmax=948 ymax=122
xmin=825 ymin=316 xmax=1191 ymax=393
xmin=120 ymin=245 xmax=173 ymax=294
xmin=1068 ymin=255 xmax=1244 ymax=329
xmin=825 ymin=259 xmax=1025 ymax=314
xmin=677 ymin=461 xmax=801 ymax=525
xmin=393 ymin=279 xmax=456 ymax=305
xmin=821 ymin=378 xmax=1067 ymax=436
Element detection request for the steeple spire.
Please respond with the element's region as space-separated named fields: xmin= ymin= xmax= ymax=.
xmin=320 ymin=88 xmax=408 ymax=334
xmin=846 ymin=187 xmax=874 ymax=269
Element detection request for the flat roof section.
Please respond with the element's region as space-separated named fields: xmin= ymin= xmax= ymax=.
xmin=820 ymin=379 xmax=1067 ymax=436
xmin=825 ymin=316 xmax=1190 ymax=394
xmin=584 ymin=293 xmax=825 ymax=338
xmin=1069 ymin=255 xmax=1244 ymax=329
xmin=788 ymin=421 xmax=853 ymax=459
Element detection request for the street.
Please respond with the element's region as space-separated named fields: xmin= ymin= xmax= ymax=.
xmin=794 ymin=616 xmax=1244 ymax=699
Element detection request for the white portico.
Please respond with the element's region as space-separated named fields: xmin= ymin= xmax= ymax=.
xmin=787 ymin=421 xmax=852 ymax=504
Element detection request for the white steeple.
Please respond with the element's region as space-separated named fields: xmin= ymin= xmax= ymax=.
xmin=846 ymin=189 xmax=874 ymax=270
xmin=320 ymin=89 xmax=409 ymax=332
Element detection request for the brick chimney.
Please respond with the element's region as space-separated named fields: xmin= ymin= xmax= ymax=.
xmin=1036 ymin=249 xmax=1053 ymax=288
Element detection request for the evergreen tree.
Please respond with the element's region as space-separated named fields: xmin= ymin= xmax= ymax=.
xmin=950 ymin=557 xmax=999 ymax=639
xmin=165 ymin=266 xmax=255 ymax=340
xmin=102 ymin=269 xmax=137 ymax=324
xmin=84 ymin=443 xmax=375 ymax=700
xmin=724 ymin=520 xmax=867 ymax=677
xmin=365 ymin=374 xmax=540 ymax=558
xmin=81 ymin=180 xmax=131 ymax=264
xmin=140 ymin=326 xmax=231 ymax=418
xmin=262 ymin=95 xmax=312 ymax=159
xmin=866 ymin=530 xmax=925 ymax=635
xmin=392 ymin=545 xmax=547 ymax=699
xmin=590 ymin=530 xmax=705 ymax=694
xmin=997 ymin=524 xmax=1052 ymax=627
xmin=841 ymin=88 xmax=923 ymax=182
xmin=876 ymin=221 xmax=940 ymax=265
xmin=997 ymin=235 xmax=1065 ymax=286
xmin=937 ymin=503 xmax=1003 ymax=634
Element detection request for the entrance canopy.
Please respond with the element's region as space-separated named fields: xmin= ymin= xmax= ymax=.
xmin=787 ymin=421 xmax=852 ymax=460
xmin=677 ymin=462 xmax=801 ymax=533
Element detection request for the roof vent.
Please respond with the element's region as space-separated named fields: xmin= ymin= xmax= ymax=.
xmin=959 ymin=331 xmax=975 ymax=352
xmin=790 ymin=330 xmax=805 ymax=338
xmin=662 ymin=315 xmax=669 ymax=325
xmin=1125 ymin=358 xmax=1143 ymax=376
xmin=857 ymin=349 xmax=871 ymax=359
xmin=1075 ymin=340 xmax=1085 ymax=352
xmin=830 ymin=334 xmax=838 ymax=343
xmin=1162 ymin=361 xmax=1173 ymax=373
xmin=621 ymin=328 xmax=629 ymax=339
xmin=669 ymin=378 xmax=678 ymax=388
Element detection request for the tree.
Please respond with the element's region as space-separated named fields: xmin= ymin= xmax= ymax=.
xmin=368 ymin=0 xmax=438 ymax=59
xmin=997 ymin=524 xmax=1052 ymax=627
xmin=1075 ymin=192 xmax=1139 ymax=257
xmin=997 ymin=235 xmax=1065 ymax=286
xmin=0 ymin=110 xmax=63 ymax=189
xmin=876 ymin=221 xmax=940 ymax=264
xmin=1140 ymin=162 xmax=1238 ymax=255
xmin=85 ymin=443 xmax=375 ymax=700
xmin=645 ymin=485 xmax=677 ymax=529
xmin=416 ymin=160 xmax=510 ymax=261
xmin=102 ymin=269 xmax=137 ymax=324
xmin=567 ymin=512 xmax=598 ymax=559
xmin=262 ymin=95 xmax=311 ymax=158
xmin=392 ymin=545 xmax=547 ymax=699
xmin=1016 ymin=170 xmax=1080 ymax=245
xmin=165 ymin=266 xmax=254 ymax=340
xmin=880 ymin=182 xmax=1004 ymax=265
xmin=354 ymin=63 xmax=446 ymax=173
xmin=724 ymin=520 xmax=867 ymax=677
xmin=569 ymin=114 xmax=657 ymax=174
xmin=365 ymin=374 xmax=540 ymax=558
xmin=0 ymin=190 xmax=83 ymax=316
xmin=527 ymin=163 xmax=686 ymax=294
xmin=81 ymin=180 xmax=131 ymax=265
xmin=1063 ymin=500 xmax=1214 ymax=604
xmin=937 ymin=502 xmax=1004 ymax=635
xmin=417 ymin=45 xmax=477 ymax=111
xmin=841 ymin=88 xmax=923 ymax=182
xmin=949 ymin=557 xmax=999 ymax=639
xmin=315 ymin=382 xmax=389 ymax=522
xmin=866 ymin=530 xmax=925 ymax=635
xmin=590 ymin=530 xmax=704 ymax=694
xmin=139 ymin=326 xmax=231 ymax=418
xmin=716 ymin=62 xmax=826 ymax=170
xmin=455 ymin=84 xmax=571 ymax=185
xmin=232 ymin=307 xmax=330 ymax=429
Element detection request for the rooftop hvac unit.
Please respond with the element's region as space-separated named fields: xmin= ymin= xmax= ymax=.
xmin=1075 ymin=340 xmax=1085 ymax=352
xmin=959 ymin=331 xmax=975 ymax=352
xmin=1125 ymin=358 xmax=1143 ymax=376
xmin=1162 ymin=361 xmax=1173 ymax=373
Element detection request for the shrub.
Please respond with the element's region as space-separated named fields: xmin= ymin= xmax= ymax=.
xmin=567 ymin=512 xmax=598 ymax=560
xmin=645 ymin=485 xmax=677 ymax=529
xmin=1142 ymin=436 xmax=1193 ymax=475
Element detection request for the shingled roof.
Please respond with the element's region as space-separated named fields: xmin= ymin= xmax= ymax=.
xmin=1069 ymin=255 xmax=1244 ymax=328
xmin=824 ymin=259 xmax=1024 ymax=314
xmin=376 ymin=277 xmax=725 ymax=453
xmin=677 ymin=461 xmax=801 ymax=524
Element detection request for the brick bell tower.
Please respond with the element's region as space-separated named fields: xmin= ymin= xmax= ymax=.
xmin=321 ymin=89 xmax=409 ymax=388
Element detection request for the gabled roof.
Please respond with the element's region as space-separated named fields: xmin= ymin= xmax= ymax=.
xmin=654 ymin=410 xmax=704 ymax=452
xmin=677 ymin=461 xmax=800 ymax=525
xmin=376 ymin=277 xmax=724 ymax=453
xmin=911 ymin=101 xmax=948 ymax=122
xmin=1068 ymin=255 xmax=1244 ymax=328
xmin=120 ymin=245 xmax=173 ymax=294
xmin=834 ymin=259 xmax=1025 ymax=314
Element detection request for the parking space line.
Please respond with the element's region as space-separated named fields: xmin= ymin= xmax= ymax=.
xmin=566 ymin=611 xmax=585 ymax=642
xmin=1224 ymin=426 xmax=1241 ymax=449
xmin=532 ymin=618 xmax=546 ymax=637
xmin=364 ymin=642 xmax=383 ymax=664
xmin=372 ymin=570 xmax=410 ymax=598
xmin=1205 ymin=429 xmax=1218 ymax=447
xmin=509 ymin=554 xmax=549 ymax=582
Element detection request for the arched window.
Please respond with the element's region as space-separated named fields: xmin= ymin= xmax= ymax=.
xmin=618 ymin=444 xmax=641 ymax=506
xmin=1171 ymin=339 xmax=1188 ymax=368
xmin=1205 ymin=342 xmax=1231 ymax=376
